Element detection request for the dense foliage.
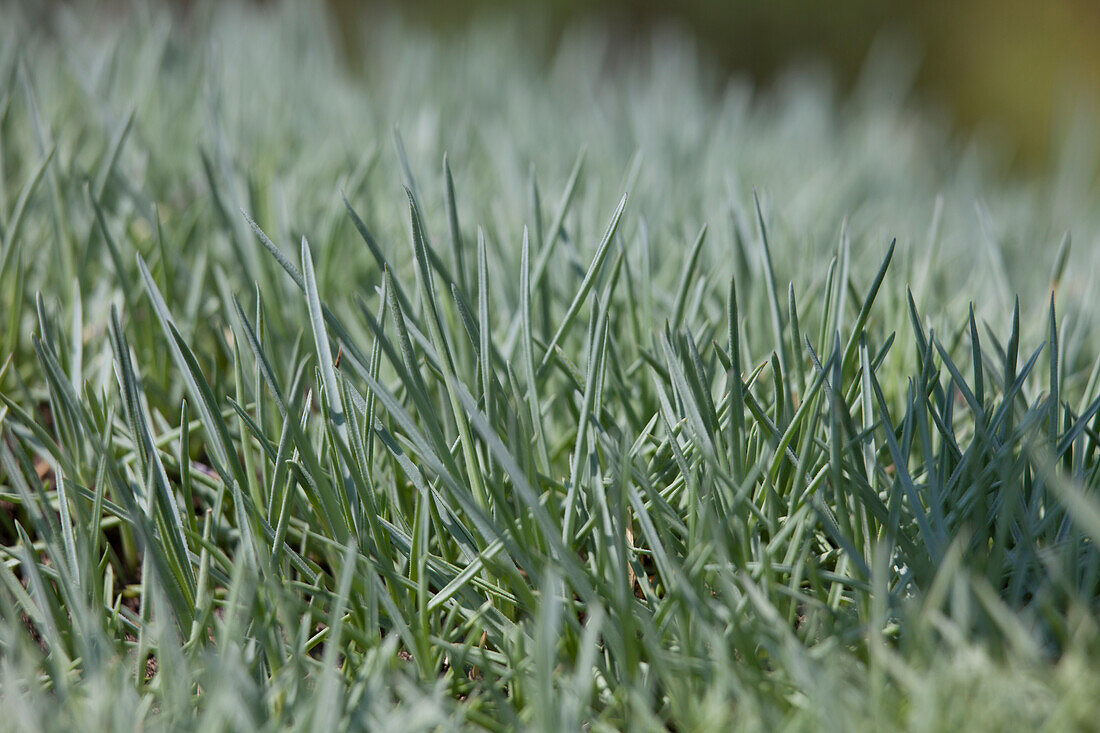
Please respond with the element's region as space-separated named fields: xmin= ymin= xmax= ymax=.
xmin=2 ymin=3 xmax=1099 ymax=730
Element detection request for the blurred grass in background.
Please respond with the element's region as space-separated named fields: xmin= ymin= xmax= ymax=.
xmin=329 ymin=0 xmax=1100 ymax=171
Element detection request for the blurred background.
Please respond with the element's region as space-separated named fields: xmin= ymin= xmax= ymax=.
xmin=318 ymin=0 xmax=1100 ymax=172
xmin=23 ymin=0 xmax=1100 ymax=171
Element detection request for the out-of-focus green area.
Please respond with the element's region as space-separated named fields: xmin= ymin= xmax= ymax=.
xmin=331 ymin=0 xmax=1100 ymax=170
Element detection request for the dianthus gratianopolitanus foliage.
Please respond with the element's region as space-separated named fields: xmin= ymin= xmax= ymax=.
xmin=1 ymin=2 xmax=1100 ymax=731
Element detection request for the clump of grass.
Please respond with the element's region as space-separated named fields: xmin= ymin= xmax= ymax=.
xmin=2 ymin=2 xmax=1100 ymax=730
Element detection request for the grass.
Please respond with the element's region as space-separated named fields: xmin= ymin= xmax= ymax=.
xmin=2 ymin=1 xmax=1100 ymax=730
